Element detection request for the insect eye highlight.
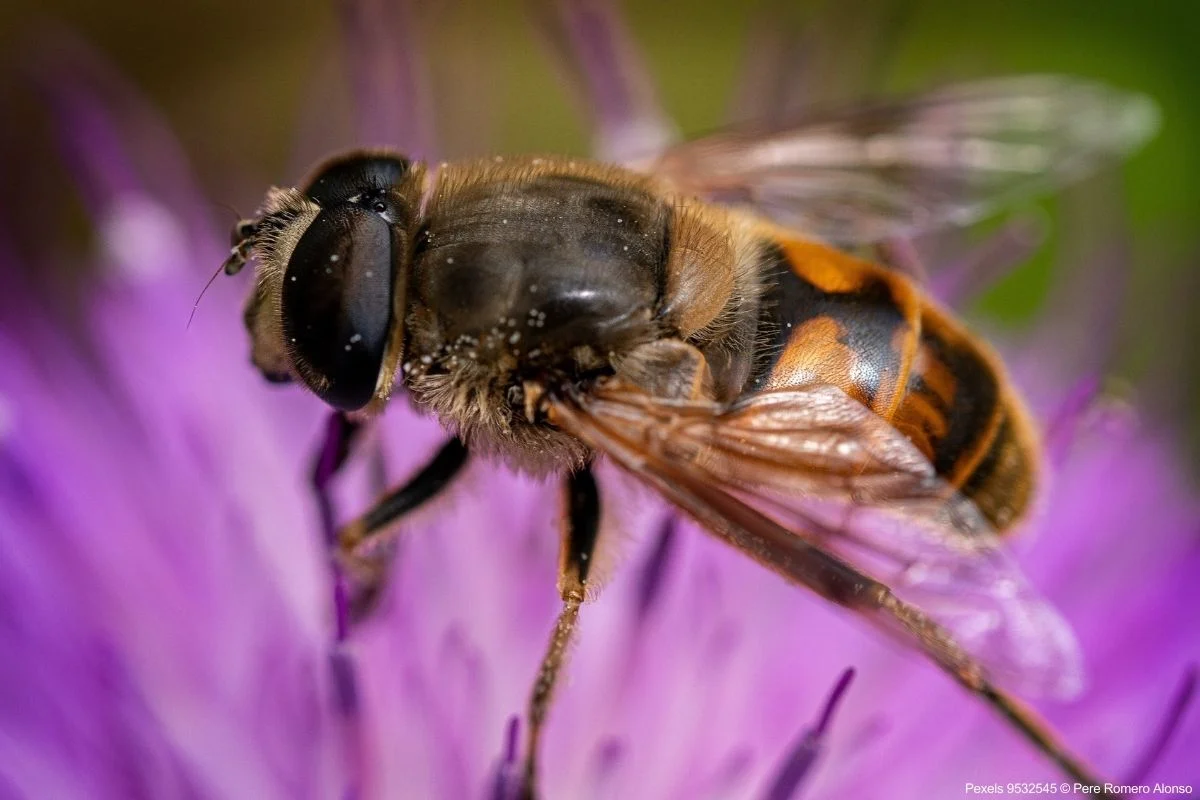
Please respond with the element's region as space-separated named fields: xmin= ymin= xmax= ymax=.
xmin=281 ymin=204 xmax=401 ymax=411
xmin=304 ymin=153 xmax=410 ymax=206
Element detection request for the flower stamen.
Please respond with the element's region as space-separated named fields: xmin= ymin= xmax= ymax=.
xmin=762 ymin=668 xmax=856 ymax=800
xmin=489 ymin=716 xmax=523 ymax=800
xmin=635 ymin=514 xmax=679 ymax=621
xmin=1122 ymin=664 xmax=1198 ymax=784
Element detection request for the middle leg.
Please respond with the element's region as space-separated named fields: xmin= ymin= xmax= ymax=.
xmin=521 ymin=465 xmax=602 ymax=799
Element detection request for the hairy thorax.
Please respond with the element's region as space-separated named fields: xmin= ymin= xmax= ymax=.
xmin=395 ymin=157 xmax=767 ymax=473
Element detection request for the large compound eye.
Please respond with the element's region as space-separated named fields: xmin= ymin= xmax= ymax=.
xmin=304 ymin=154 xmax=409 ymax=206
xmin=282 ymin=204 xmax=398 ymax=410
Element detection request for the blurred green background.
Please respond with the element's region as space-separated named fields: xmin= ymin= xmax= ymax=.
xmin=1 ymin=0 xmax=1198 ymax=456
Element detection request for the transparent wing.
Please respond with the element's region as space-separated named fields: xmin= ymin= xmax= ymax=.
xmin=550 ymin=382 xmax=1082 ymax=698
xmin=644 ymin=75 xmax=1158 ymax=244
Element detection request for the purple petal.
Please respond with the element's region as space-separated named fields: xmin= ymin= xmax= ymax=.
xmin=537 ymin=0 xmax=676 ymax=162
xmin=25 ymin=30 xmax=220 ymax=269
xmin=3 ymin=11 xmax=1199 ymax=800
xmin=929 ymin=215 xmax=1048 ymax=308
xmin=336 ymin=0 xmax=437 ymax=158
xmin=1123 ymin=665 xmax=1198 ymax=784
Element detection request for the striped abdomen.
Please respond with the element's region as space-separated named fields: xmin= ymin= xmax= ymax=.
xmin=744 ymin=237 xmax=1039 ymax=532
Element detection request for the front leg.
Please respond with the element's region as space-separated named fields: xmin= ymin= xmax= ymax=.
xmin=335 ymin=435 xmax=469 ymax=619
xmin=521 ymin=465 xmax=602 ymax=799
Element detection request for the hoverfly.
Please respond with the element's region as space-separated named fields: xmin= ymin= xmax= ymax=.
xmin=225 ymin=76 xmax=1157 ymax=796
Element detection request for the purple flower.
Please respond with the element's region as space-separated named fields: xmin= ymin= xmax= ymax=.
xmin=2 ymin=4 xmax=1198 ymax=799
